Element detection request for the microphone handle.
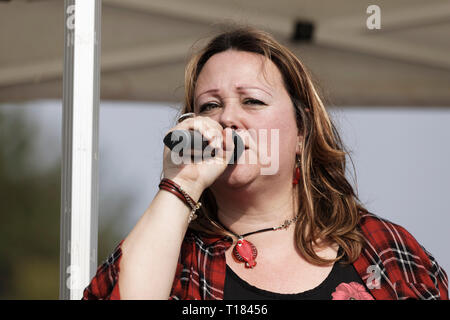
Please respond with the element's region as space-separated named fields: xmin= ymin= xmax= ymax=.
xmin=163 ymin=129 xmax=244 ymax=165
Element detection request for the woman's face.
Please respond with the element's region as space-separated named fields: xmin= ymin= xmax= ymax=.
xmin=193 ymin=50 xmax=301 ymax=188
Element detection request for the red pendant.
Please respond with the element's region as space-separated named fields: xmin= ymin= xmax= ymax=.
xmin=232 ymin=238 xmax=258 ymax=268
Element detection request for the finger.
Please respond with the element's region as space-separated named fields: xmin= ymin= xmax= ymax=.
xmin=167 ymin=117 xmax=225 ymax=155
xmin=170 ymin=117 xmax=221 ymax=144
xmin=221 ymin=127 xmax=236 ymax=164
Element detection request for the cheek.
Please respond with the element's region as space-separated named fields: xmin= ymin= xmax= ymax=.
xmin=256 ymin=112 xmax=297 ymax=152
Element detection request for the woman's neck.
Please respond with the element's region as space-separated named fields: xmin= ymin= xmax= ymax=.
xmin=212 ymin=179 xmax=299 ymax=237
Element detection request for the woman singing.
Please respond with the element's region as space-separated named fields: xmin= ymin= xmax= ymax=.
xmin=83 ymin=27 xmax=448 ymax=300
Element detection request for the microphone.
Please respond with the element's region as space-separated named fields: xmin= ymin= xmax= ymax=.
xmin=163 ymin=129 xmax=244 ymax=165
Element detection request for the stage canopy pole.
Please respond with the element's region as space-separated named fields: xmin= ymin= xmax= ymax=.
xmin=60 ymin=0 xmax=102 ymax=300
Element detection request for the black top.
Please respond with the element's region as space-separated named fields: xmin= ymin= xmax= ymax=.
xmin=224 ymin=247 xmax=372 ymax=300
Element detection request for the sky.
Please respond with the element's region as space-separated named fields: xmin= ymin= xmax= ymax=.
xmin=1 ymin=100 xmax=449 ymax=272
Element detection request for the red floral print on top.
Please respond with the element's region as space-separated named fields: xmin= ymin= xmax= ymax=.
xmin=332 ymin=282 xmax=374 ymax=300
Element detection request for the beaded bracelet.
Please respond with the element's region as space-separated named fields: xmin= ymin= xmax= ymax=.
xmin=158 ymin=178 xmax=201 ymax=223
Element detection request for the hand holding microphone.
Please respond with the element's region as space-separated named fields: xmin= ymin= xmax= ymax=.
xmin=162 ymin=115 xmax=244 ymax=195
xmin=163 ymin=129 xmax=244 ymax=165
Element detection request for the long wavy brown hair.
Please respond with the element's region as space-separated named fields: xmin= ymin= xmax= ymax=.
xmin=179 ymin=26 xmax=367 ymax=266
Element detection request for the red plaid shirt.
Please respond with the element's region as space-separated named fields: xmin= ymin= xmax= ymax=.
xmin=83 ymin=211 xmax=448 ymax=300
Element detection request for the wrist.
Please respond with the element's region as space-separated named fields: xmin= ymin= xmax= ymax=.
xmin=163 ymin=176 xmax=204 ymax=202
xmin=158 ymin=177 xmax=204 ymax=224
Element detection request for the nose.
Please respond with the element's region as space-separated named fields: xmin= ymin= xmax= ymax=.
xmin=217 ymin=100 xmax=243 ymax=130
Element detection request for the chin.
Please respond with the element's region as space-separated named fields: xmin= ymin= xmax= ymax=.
xmin=216 ymin=163 xmax=259 ymax=189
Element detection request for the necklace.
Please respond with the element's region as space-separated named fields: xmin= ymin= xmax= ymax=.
xmin=223 ymin=214 xmax=300 ymax=269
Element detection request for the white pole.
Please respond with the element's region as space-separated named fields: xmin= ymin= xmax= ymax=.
xmin=60 ymin=0 xmax=101 ymax=300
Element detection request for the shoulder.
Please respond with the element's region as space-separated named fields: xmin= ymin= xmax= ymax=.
xmin=357 ymin=210 xmax=437 ymax=268
xmin=357 ymin=210 xmax=448 ymax=299
xmin=357 ymin=210 xmax=422 ymax=252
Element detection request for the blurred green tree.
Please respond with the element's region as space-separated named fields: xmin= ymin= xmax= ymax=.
xmin=0 ymin=106 xmax=133 ymax=299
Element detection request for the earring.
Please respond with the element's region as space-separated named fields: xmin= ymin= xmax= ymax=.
xmin=293 ymin=155 xmax=301 ymax=185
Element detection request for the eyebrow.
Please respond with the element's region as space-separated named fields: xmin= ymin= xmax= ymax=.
xmin=196 ymin=85 xmax=273 ymax=99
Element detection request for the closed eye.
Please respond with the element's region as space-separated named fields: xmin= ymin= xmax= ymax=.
xmin=199 ymin=103 xmax=220 ymax=113
xmin=199 ymin=99 xmax=265 ymax=112
xmin=243 ymin=98 xmax=266 ymax=105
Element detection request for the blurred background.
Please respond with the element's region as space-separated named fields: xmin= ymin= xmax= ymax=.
xmin=0 ymin=0 xmax=449 ymax=299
